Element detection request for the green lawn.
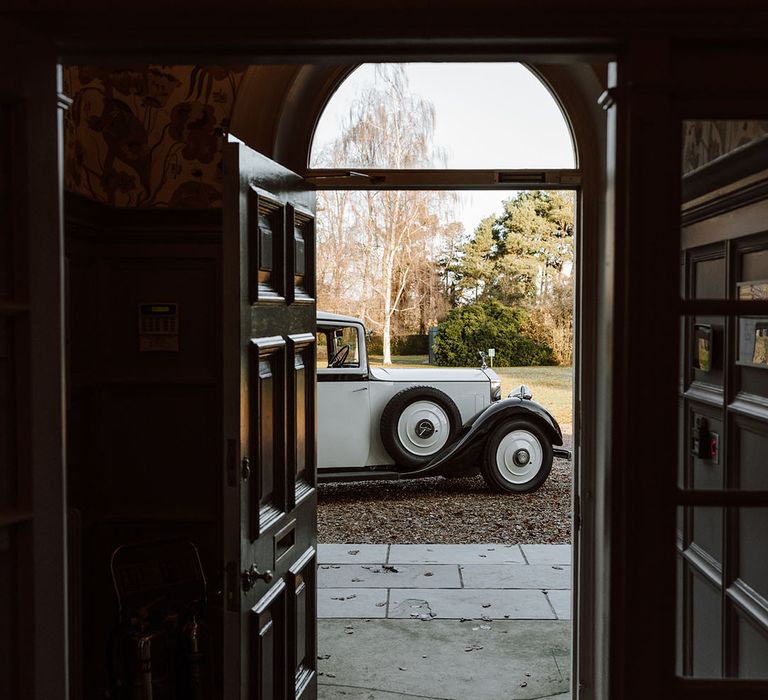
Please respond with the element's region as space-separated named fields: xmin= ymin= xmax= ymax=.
xmin=368 ymin=355 xmax=573 ymax=426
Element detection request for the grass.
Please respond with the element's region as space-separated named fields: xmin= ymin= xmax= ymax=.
xmin=368 ymin=355 xmax=573 ymax=426
xmin=494 ymin=366 xmax=573 ymax=426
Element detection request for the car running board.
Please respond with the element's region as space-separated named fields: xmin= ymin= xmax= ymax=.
xmin=553 ymin=447 xmax=572 ymax=460
xmin=318 ymin=470 xmax=402 ymax=483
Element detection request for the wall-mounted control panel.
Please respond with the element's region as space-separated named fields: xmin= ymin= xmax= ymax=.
xmin=138 ymin=302 xmax=179 ymax=352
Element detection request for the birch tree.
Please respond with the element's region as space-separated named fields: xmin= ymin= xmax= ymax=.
xmin=315 ymin=65 xmax=458 ymax=363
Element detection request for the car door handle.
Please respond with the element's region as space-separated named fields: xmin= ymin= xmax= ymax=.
xmin=352 ymin=387 xmax=368 ymax=392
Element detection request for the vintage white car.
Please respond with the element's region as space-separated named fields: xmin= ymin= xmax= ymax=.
xmin=316 ymin=312 xmax=570 ymax=493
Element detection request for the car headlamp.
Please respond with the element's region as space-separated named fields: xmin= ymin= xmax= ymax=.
xmin=490 ymin=379 xmax=502 ymax=402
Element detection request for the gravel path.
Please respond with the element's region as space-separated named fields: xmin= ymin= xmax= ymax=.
xmin=318 ymin=429 xmax=573 ymax=545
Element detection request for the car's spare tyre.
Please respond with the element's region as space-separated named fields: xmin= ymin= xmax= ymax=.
xmin=481 ymin=419 xmax=553 ymax=494
xmin=380 ymin=386 xmax=462 ymax=468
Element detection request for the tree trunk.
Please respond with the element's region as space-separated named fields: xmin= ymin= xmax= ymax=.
xmin=383 ymin=257 xmax=394 ymax=365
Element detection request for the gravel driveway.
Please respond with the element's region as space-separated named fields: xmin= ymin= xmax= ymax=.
xmin=318 ymin=428 xmax=573 ymax=545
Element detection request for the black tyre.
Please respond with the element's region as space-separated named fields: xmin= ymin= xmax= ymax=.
xmin=380 ymin=386 xmax=462 ymax=468
xmin=481 ymin=419 xmax=553 ymax=494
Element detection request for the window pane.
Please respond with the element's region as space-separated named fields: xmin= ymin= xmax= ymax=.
xmin=737 ymin=507 xmax=768 ymax=605
xmin=682 ymin=120 xmax=768 ymax=177
xmin=337 ymin=327 xmax=359 ymax=367
xmin=316 ymin=332 xmax=329 ymax=366
xmin=310 ymin=63 xmax=575 ymax=170
xmin=679 ymin=122 xmax=768 ymax=679
xmin=676 ymin=507 xmax=724 ymax=678
xmin=736 ymin=612 xmax=768 ymax=679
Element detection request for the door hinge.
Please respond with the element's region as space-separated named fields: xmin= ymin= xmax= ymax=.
xmin=576 ymin=399 xmax=582 ymax=450
xmin=598 ymin=87 xmax=618 ymax=111
xmin=225 ymin=561 xmax=238 ymax=611
xmin=226 ymin=438 xmax=238 ymax=487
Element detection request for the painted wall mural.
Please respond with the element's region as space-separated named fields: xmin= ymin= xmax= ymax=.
xmin=682 ymin=120 xmax=768 ymax=174
xmin=63 ymin=65 xmax=246 ymax=208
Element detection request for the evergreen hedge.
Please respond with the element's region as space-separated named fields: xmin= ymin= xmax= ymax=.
xmin=432 ymin=300 xmax=557 ymax=367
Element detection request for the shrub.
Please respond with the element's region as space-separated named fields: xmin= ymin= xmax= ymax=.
xmin=368 ymin=333 xmax=429 ymax=356
xmin=432 ymin=300 xmax=557 ymax=367
xmin=396 ymin=334 xmax=429 ymax=355
xmin=521 ymin=283 xmax=573 ymax=366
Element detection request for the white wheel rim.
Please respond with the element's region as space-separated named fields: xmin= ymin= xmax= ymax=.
xmin=495 ymin=429 xmax=544 ymax=484
xmin=396 ymin=401 xmax=452 ymax=457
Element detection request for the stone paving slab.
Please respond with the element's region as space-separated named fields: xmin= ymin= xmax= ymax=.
xmin=318 ymin=544 xmax=389 ymax=564
xmin=318 ymin=686 xmax=448 ymax=699
xmin=460 ymin=564 xmax=571 ymax=590
xmin=388 ymin=588 xmax=556 ymax=620
xmin=318 ymin=618 xmax=571 ymax=700
xmin=388 ymin=544 xmax=525 ymax=565
xmin=317 ymin=588 xmax=388 ymax=618
xmin=520 ymin=544 xmax=571 ymax=565
xmin=546 ymin=590 xmax=572 ymax=620
xmin=319 ymin=563 xmax=461 ymax=589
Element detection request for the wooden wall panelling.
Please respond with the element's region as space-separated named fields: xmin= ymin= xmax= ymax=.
xmin=65 ymin=194 xmax=225 ymax=697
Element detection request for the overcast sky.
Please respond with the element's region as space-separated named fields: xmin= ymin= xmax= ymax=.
xmin=311 ymin=63 xmax=575 ymax=236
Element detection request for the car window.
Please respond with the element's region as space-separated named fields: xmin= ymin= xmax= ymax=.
xmin=316 ymin=332 xmax=329 ymax=365
xmin=316 ymin=325 xmax=361 ymax=369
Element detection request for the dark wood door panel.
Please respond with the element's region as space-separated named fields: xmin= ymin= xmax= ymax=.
xmin=223 ymin=140 xmax=317 ymax=699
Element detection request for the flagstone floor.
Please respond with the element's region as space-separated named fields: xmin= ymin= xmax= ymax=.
xmin=317 ymin=543 xmax=572 ymax=700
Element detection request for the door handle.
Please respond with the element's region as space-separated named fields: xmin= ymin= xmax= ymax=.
xmin=241 ymin=564 xmax=274 ymax=591
xmin=352 ymin=387 xmax=368 ymax=392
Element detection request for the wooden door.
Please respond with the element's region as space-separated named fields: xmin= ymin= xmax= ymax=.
xmin=222 ymin=139 xmax=318 ymax=699
xmin=0 ymin=19 xmax=69 ymax=700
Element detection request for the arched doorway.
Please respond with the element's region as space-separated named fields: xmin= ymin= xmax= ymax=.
xmin=231 ymin=60 xmax=605 ymax=697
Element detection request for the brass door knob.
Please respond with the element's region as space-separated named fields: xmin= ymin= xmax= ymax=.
xmin=241 ymin=564 xmax=273 ymax=591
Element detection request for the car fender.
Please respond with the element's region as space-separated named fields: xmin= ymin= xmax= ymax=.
xmin=403 ymin=396 xmax=566 ymax=478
